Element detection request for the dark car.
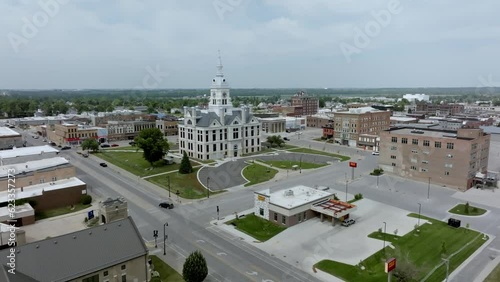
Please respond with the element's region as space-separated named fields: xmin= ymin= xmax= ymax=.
xmin=111 ymin=144 xmax=119 ymax=147
xmin=283 ymin=137 xmax=290 ymax=141
xmin=129 ymin=141 xmax=136 ymax=145
xmin=101 ymin=144 xmax=111 ymax=148
xmin=159 ymin=201 xmax=174 ymax=209
xmin=99 ymin=163 xmax=108 ymax=167
xmin=61 ymin=146 xmax=71 ymax=150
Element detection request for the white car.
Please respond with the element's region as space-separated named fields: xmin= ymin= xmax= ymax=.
xmin=372 ymin=151 xmax=380 ymax=155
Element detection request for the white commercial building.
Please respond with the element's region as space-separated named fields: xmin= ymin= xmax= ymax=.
xmin=0 ymin=145 xmax=59 ymax=165
xmin=254 ymin=186 xmax=360 ymax=227
xmin=0 ymin=127 xmax=23 ymax=150
xmin=178 ymin=54 xmax=261 ymax=160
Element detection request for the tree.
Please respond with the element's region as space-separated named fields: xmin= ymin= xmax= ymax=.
xmin=81 ymin=138 xmax=99 ymax=152
xmin=182 ymin=250 xmax=208 ymax=282
xmin=266 ymin=135 xmax=285 ymax=147
xmin=464 ymin=202 xmax=470 ymax=214
xmin=179 ymin=151 xmax=193 ymax=174
xmin=134 ymin=128 xmax=170 ymax=166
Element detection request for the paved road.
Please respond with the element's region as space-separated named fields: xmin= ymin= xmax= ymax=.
xmin=22 ymin=127 xmax=500 ymax=281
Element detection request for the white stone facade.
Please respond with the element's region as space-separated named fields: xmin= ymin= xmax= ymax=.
xmin=178 ymin=54 xmax=262 ymax=160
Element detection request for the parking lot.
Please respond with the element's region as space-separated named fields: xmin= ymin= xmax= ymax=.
xmin=218 ymin=197 xmax=424 ymax=279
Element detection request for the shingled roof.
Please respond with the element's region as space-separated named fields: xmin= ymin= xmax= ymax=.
xmin=0 ymin=217 xmax=148 ymax=282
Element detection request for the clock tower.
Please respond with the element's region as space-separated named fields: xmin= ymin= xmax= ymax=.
xmin=208 ymin=51 xmax=232 ymax=112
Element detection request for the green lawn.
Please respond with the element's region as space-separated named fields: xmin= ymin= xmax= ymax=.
xmin=242 ymin=163 xmax=279 ymax=186
xmin=448 ymin=203 xmax=487 ymax=216
xmin=257 ymin=160 xmax=326 ymax=170
xmin=280 ymin=144 xmax=298 ymax=149
xmin=94 ymin=151 xmax=194 ymax=177
xmin=35 ymin=203 xmax=91 ymax=220
xmin=226 ymin=213 xmax=286 ymax=242
xmin=287 ymin=148 xmax=350 ymax=161
xmin=367 ymin=231 xmax=401 ymax=244
xmin=315 ymin=213 xmax=488 ymax=282
xmin=147 ymin=168 xmax=223 ymax=199
xmin=149 ymin=255 xmax=184 ymax=282
xmin=485 ymin=262 xmax=500 ymax=282
xmin=241 ymin=147 xmax=274 ymax=157
xmin=105 ymin=146 xmax=142 ymax=151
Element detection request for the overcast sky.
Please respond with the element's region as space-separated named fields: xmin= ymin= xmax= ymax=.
xmin=1 ymin=0 xmax=499 ymax=89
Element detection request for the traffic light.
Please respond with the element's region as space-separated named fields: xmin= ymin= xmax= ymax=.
xmin=217 ymin=206 xmax=219 ymax=213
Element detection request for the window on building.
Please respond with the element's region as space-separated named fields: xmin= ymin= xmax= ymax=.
xmin=298 ymin=212 xmax=302 ymax=222
xmin=423 ymin=140 xmax=430 ymax=146
xmin=282 ymin=215 xmax=286 ymax=225
xmin=103 ymin=271 xmax=108 ymax=277
xmin=445 ymin=163 xmax=453 ymax=168
xmin=40 ymin=179 xmax=45 ymax=183
xmin=447 ymin=142 xmax=454 ymax=149
xmin=213 ymin=144 xmax=216 ymax=152
xmin=121 ymin=265 xmax=126 ymax=270
xmin=51 ymin=177 xmax=57 ymax=182
xmin=392 ymin=163 xmax=396 ymax=167
xmin=445 ymin=171 xmax=450 ymax=176
xmin=412 ymin=139 xmax=418 ymax=145
xmin=29 ymin=181 xmax=32 ymax=185
xmin=447 ymin=154 xmax=453 ymax=158
xmin=303 ymin=211 xmax=307 ymax=220
xmin=121 ymin=275 xmax=126 ymax=282
xmin=390 ymin=155 xmax=396 ymax=159
xmin=390 ymin=146 xmax=397 ymax=150
xmin=422 ymin=160 xmax=428 ymax=164
xmin=82 ymin=275 xmax=99 ymax=282
xmin=421 ymin=168 xmax=428 ymax=172
xmin=391 ymin=137 xmax=397 ymax=143
xmin=274 ymin=213 xmax=277 ymax=221
xmin=259 ymin=208 xmax=264 ymax=216
xmin=401 ymin=138 xmax=408 ymax=144
xmin=411 ymin=166 xmax=417 ymax=170
xmin=411 ymin=149 xmax=418 ymax=154
xmin=435 ymin=141 xmax=441 ymax=148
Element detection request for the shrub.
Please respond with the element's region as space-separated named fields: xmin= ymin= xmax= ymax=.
xmin=81 ymin=195 xmax=92 ymax=205
xmin=464 ymin=202 xmax=470 ymax=214
xmin=378 ymin=228 xmax=383 ymax=233
xmin=182 ymin=250 xmax=208 ymax=282
xmin=354 ymin=193 xmax=363 ymax=200
xmin=333 ymin=194 xmax=340 ymax=201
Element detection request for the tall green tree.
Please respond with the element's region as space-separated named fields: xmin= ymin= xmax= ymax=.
xmin=266 ymin=135 xmax=285 ymax=147
xmin=182 ymin=250 xmax=208 ymax=282
xmin=81 ymin=138 xmax=99 ymax=152
xmin=134 ymin=128 xmax=169 ymax=166
xmin=179 ymin=151 xmax=193 ymax=174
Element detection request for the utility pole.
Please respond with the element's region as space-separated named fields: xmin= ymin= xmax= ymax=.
xmin=217 ymin=205 xmax=220 ymax=220
xmin=167 ymin=175 xmax=171 ymax=198
xmin=153 ymin=230 xmax=158 ymax=248
xmin=207 ymin=177 xmax=210 ymax=198
xmin=417 ymin=203 xmax=422 ymax=227
xmin=163 ymin=222 xmax=168 ymax=255
xmin=427 ymin=177 xmax=431 ymax=200
xmin=383 ymin=222 xmax=387 ymax=254
xmin=345 ymin=173 xmax=348 ymax=202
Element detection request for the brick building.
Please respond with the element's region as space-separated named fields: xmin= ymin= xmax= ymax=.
xmin=291 ymin=91 xmax=319 ymax=116
xmin=378 ymin=127 xmax=490 ymax=190
xmin=306 ymin=115 xmax=333 ymax=128
xmin=415 ymin=102 xmax=465 ymax=116
xmin=333 ymin=107 xmax=390 ymax=147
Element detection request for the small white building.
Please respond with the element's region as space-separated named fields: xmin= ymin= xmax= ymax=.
xmin=178 ymin=54 xmax=262 ymax=160
xmin=253 ymin=186 xmax=357 ymax=227
xmin=402 ymin=94 xmax=430 ymax=102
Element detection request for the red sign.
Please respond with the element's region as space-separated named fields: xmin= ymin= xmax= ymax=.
xmin=385 ymin=258 xmax=396 ymax=273
xmin=349 ymin=161 xmax=357 ymax=168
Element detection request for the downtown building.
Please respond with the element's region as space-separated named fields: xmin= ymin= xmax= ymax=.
xmin=291 ymin=91 xmax=319 ymax=116
xmin=378 ymin=127 xmax=490 ymax=190
xmin=178 ymin=55 xmax=261 ymax=160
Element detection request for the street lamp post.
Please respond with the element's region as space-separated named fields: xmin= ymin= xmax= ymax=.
xmin=427 ymin=177 xmax=431 ymax=200
xmin=207 ymin=177 xmax=210 ymax=198
xmin=345 ymin=174 xmax=349 ymax=202
xmin=167 ymin=175 xmax=171 ymax=198
xmin=299 ymin=154 xmax=303 ymax=173
xmin=417 ymin=203 xmax=422 ymax=227
xmin=163 ymin=222 xmax=168 ymax=255
xmin=383 ymin=222 xmax=387 ymax=252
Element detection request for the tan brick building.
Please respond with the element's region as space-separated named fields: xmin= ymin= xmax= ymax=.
xmin=156 ymin=118 xmax=179 ymax=136
xmin=333 ymin=107 xmax=390 ymax=147
xmin=378 ymin=127 xmax=490 ymax=190
xmin=48 ymin=123 xmax=103 ymax=146
xmin=306 ymin=115 xmax=333 ymax=128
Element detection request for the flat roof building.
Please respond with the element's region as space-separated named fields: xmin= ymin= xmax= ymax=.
xmin=254 ymin=186 xmax=357 ymax=227
xmin=0 ymin=127 xmax=23 ymax=150
xmin=378 ymin=127 xmax=490 ymax=190
xmin=0 ymin=145 xmax=59 ymax=165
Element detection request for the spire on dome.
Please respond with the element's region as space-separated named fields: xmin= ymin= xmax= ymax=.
xmin=216 ymin=50 xmax=223 ymax=77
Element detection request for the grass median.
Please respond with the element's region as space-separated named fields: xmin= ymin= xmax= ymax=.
xmin=149 ymin=255 xmax=184 ymax=282
xmin=147 ymin=168 xmax=221 ymax=199
xmin=94 ymin=151 xmax=194 ymax=177
xmin=315 ymin=213 xmax=488 ymax=282
xmin=257 ymin=160 xmax=326 ymax=170
xmin=242 ymin=163 xmax=278 ymax=186
xmin=226 ymin=213 xmax=286 ymax=242
xmin=448 ymin=203 xmax=486 ymax=216
xmin=287 ymin=148 xmax=350 ymax=161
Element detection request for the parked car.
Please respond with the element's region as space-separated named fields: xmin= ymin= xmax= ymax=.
xmin=82 ymin=153 xmax=89 ymax=158
xmin=99 ymin=163 xmax=107 ymax=167
xmin=159 ymin=200 xmax=174 ymax=209
xmin=129 ymin=141 xmax=136 ymax=145
xmin=49 ymin=142 xmax=57 ymax=146
xmin=61 ymin=146 xmax=71 ymax=150
xmin=111 ymin=144 xmax=119 ymax=147
xmin=283 ymin=137 xmax=290 ymax=141
xmin=101 ymin=144 xmax=111 ymax=148
xmin=341 ymin=219 xmax=355 ymax=227
xmin=372 ymin=151 xmax=380 ymax=156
